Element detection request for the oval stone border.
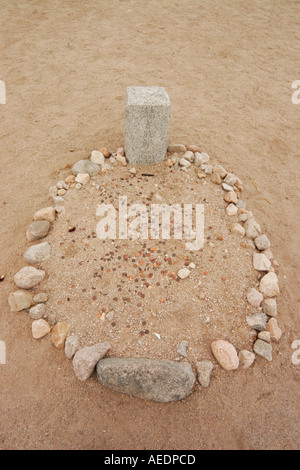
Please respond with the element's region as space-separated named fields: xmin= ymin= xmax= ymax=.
xmin=7 ymin=144 xmax=282 ymax=402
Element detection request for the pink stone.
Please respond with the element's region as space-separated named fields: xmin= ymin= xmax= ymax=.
xmin=247 ymin=287 xmax=263 ymax=307
xmin=51 ymin=322 xmax=69 ymax=349
xmin=267 ymin=318 xmax=282 ymax=343
xmin=211 ymin=340 xmax=239 ymax=371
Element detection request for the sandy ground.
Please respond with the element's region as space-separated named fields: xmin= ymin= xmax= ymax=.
xmin=0 ymin=0 xmax=299 ymax=450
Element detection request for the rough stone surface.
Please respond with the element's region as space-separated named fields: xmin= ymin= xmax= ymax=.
xmin=29 ymin=303 xmax=46 ymax=320
xmin=266 ymin=318 xmax=282 ymax=343
xmin=246 ymin=313 xmax=267 ymax=331
xmin=196 ymin=360 xmax=214 ymax=387
xmin=51 ymin=322 xmax=69 ymax=349
xmin=167 ymin=143 xmax=186 ymax=153
xmin=32 ymin=319 xmax=51 ymax=339
xmin=244 ymin=218 xmax=262 ymax=239
xmin=226 ymin=203 xmax=238 ymax=216
xmin=222 ymin=182 xmax=234 ymax=192
xmin=96 ymin=357 xmax=195 ymax=402
xmin=262 ymin=298 xmax=278 ymax=317
xmin=72 ymin=159 xmax=100 ymax=176
xmin=254 ymin=234 xmax=271 ymax=251
xmin=8 ymin=290 xmax=34 ymax=312
xmin=73 ymin=342 xmax=111 ymax=380
xmin=75 ymin=173 xmax=90 ymax=185
xmin=259 ymin=272 xmax=280 ymax=297
xmin=176 ymin=340 xmax=189 ymax=358
xmin=26 ymin=220 xmax=51 ymax=242
xmin=224 ymin=191 xmax=237 ymax=204
xmin=253 ymin=253 xmax=272 ymax=272
xmin=90 ymin=150 xmax=105 ymax=165
xmin=125 ymin=86 xmax=171 ymax=165
xmin=24 ymin=242 xmax=51 ymax=264
xmin=239 ymin=350 xmax=256 ymax=369
xmin=223 ymin=173 xmax=237 ymax=186
xmin=14 ymin=266 xmax=45 ymax=289
xmin=254 ymin=339 xmax=272 ymax=362
xmin=33 ymin=207 xmax=56 ymax=223
xmin=230 ymin=223 xmax=245 ymax=236
xmin=247 ymin=287 xmax=263 ymax=307
xmin=33 ymin=292 xmax=48 ymax=303
xmin=211 ymin=172 xmax=222 ymax=185
xmin=65 ymin=335 xmax=80 ymax=360
xmin=211 ymin=340 xmax=239 ymax=371
xmin=258 ymin=331 xmax=271 ymax=343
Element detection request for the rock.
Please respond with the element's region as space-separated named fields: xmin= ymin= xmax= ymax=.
xmin=182 ymin=151 xmax=194 ymax=162
xmin=52 ymin=196 xmax=65 ymax=205
xmin=253 ymin=339 xmax=272 ymax=362
xmin=32 ymin=319 xmax=51 ymax=339
xmin=223 ymin=173 xmax=237 ymax=186
xmin=14 ymin=266 xmax=45 ymax=289
xmin=253 ymin=253 xmax=272 ymax=272
xmin=236 ymin=199 xmax=247 ymax=210
xmin=244 ymin=218 xmax=262 ymax=239
xmin=222 ymin=183 xmax=234 ymax=192
xmin=186 ymin=144 xmax=202 ymax=153
xmin=247 ymin=288 xmax=263 ymax=307
xmin=196 ymin=360 xmax=214 ymax=387
xmin=211 ymin=340 xmax=239 ymax=371
xmin=8 ymin=290 xmax=34 ymax=312
xmin=262 ymin=298 xmax=277 ymax=317
xmin=200 ymin=152 xmax=210 ymax=163
xmin=26 ymin=220 xmax=51 ymax=242
xmin=204 ymin=165 xmax=213 ymax=175
xmin=262 ymin=248 xmax=273 ymax=260
xmin=226 ymin=203 xmax=238 ymax=216
xmin=115 ymin=154 xmax=127 ymax=166
xmin=266 ymin=318 xmax=282 ymax=343
xmin=230 ymin=223 xmax=245 ymax=236
xmin=73 ymin=342 xmax=111 ymax=380
xmin=211 ymin=173 xmax=222 ymax=184
xmin=96 ymin=357 xmax=195 ymax=402
xmin=65 ymin=174 xmax=76 ymax=184
xmin=179 ymin=158 xmax=191 ymax=168
xmin=194 ymin=153 xmax=204 ymax=166
xmin=213 ymin=165 xmax=227 ymax=178
xmin=57 ymin=188 xmax=66 ymax=196
xmin=33 ymin=207 xmax=56 ymax=223
xmin=65 ymin=335 xmax=80 ymax=360
xmin=75 ymin=183 xmax=82 ymax=190
xmin=99 ymin=147 xmax=110 ymax=158
xmin=177 ymin=268 xmax=191 ymax=279
xmin=51 ymin=322 xmax=69 ymax=349
xmin=33 ymin=292 xmax=48 ymax=303
xmin=90 ymin=150 xmax=105 ymax=165
xmin=129 ymin=167 xmax=137 ymax=174
xmin=224 ymin=191 xmax=237 ymax=204
xmin=117 ymin=146 xmax=125 ymax=156
xmin=177 ymin=340 xmax=189 ymax=358
xmin=246 ymin=313 xmax=268 ymax=331
xmin=75 ymin=173 xmax=90 ymax=185
xmin=56 ymin=180 xmax=65 ymax=189
xmin=258 ymin=331 xmax=271 ymax=343
xmin=254 ymin=234 xmax=271 ymax=251
xmin=49 ymin=186 xmax=58 ymax=197
xmin=24 ymin=242 xmax=51 ymax=264
xmin=167 ymin=143 xmax=186 ymax=153
xmin=29 ymin=303 xmax=46 ymax=320
xmin=239 ymin=350 xmax=255 ymax=369
xmin=259 ymin=272 xmax=279 ymax=297
xmin=72 ymin=159 xmax=100 ymax=176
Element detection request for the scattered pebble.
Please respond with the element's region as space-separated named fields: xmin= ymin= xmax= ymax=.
xmin=196 ymin=360 xmax=214 ymax=387
xmin=90 ymin=150 xmax=105 ymax=165
xmin=33 ymin=292 xmax=48 ymax=303
xmin=8 ymin=289 xmax=34 ymax=312
xmin=211 ymin=340 xmax=239 ymax=371
xmin=246 ymin=313 xmax=267 ymax=331
xmin=26 ymin=220 xmax=51 ymax=242
xmin=177 ymin=268 xmax=191 ymax=279
xmin=75 ymin=173 xmax=90 ymax=185
xmin=259 ymin=272 xmax=280 ymax=297
xmin=266 ymin=318 xmax=282 ymax=343
xmin=224 ymin=191 xmax=237 ymax=204
xmin=29 ymin=303 xmax=46 ymax=320
xmin=222 ymin=183 xmax=234 ymax=192
xmin=24 ymin=242 xmax=51 ymax=264
xmin=254 ymin=234 xmax=271 ymax=251
xmin=246 ymin=287 xmax=263 ymax=307
xmin=72 ymin=159 xmax=100 ymax=176
xmin=176 ymin=340 xmax=189 ymax=358
xmin=73 ymin=342 xmax=111 ymax=381
xmin=262 ymin=298 xmax=277 ymax=317
xmin=253 ymin=339 xmax=272 ymax=362
xmin=239 ymin=350 xmax=255 ymax=369
xmin=51 ymin=322 xmax=69 ymax=349
xmin=33 ymin=207 xmax=56 ymax=223
xmin=226 ymin=203 xmax=238 ymax=216
xmin=244 ymin=218 xmax=262 ymax=239
xmin=65 ymin=335 xmax=80 ymax=360
xmin=258 ymin=331 xmax=271 ymax=343
xmin=32 ymin=319 xmax=51 ymax=339
xmin=253 ymin=252 xmax=272 ymax=272
xmin=14 ymin=266 xmax=45 ymax=289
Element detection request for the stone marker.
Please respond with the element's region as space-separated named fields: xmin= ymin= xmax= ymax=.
xmin=96 ymin=357 xmax=195 ymax=402
xmin=125 ymin=86 xmax=171 ymax=165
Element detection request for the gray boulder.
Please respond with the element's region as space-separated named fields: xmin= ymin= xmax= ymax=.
xmin=72 ymin=159 xmax=100 ymax=176
xmin=96 ymin=357 xmax=195 ymax=402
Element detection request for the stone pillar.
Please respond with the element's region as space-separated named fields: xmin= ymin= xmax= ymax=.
xmin=125 ymin=86 xmax=171 ymax=165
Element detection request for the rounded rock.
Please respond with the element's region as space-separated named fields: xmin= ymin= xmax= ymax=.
xmin=211 ymin=340 xmax=239 ymax=371
xmin=14 ymin=266 xmax=45 ymax=289
xmin=24 ymin=242 xmax=51 ymax=264
xmin=72 ymin=159 xmax=100 ymax=176
xmin=26 ymin=220 xmax=51 ymax=242
xmin=32 ymin=319 xmax=51 ymax=339
xmin=259 ymin=272 xmax=280 ymax=297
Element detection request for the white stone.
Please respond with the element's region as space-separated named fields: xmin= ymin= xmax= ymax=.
xmin=254 ymin=234 xmax=271 ymax=251
xmin=239 ymin=350 xmax=255 ymax=369
xmin=226 ymin=203 xmax=238 ymax=216
xmin=75 ymin=173 xmax=90 ymax=185
xmin=259 ymin=272 xmax=279 ymax=297
xmin=14 ymin=267 xmax=45 ymax=289
xmin=33 ymin=207 xmax=56 ymax=223
xmin=247 ymin=288 xmax=263 ymax=307
xmin=177 ymin=268 xmax=191 ymax=279
xmin=253 ymin=253 xmax=272 ymax=271
xmin=91 ymin=150 xmax=105 ymax=165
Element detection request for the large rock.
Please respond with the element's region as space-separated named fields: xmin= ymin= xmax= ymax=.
xmin=73 ymin=342 xmax=111 ymax=380
xmin=96 ymin=357 xmax=195 ymax=402
xmin=14 ymin=266 xmax=45 ymax=289
xmin=211 ymin=340 xmax=239 ymax=371
xmin=8 ymin=290 xmax=34 ymax=311
xmin=24 ymin=242 xmax=51 ymax=264
xmin=259 ymin=272 xmax=280 ymax=297
xmin=26 ymin=220 xmax=51 ymax=242
xmin=72 ymin=159 xmax=100 ymax=176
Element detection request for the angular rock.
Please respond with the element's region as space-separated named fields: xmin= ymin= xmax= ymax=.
xmin=177 ymin=268 xmax=191 ymax=279
xmin=258 ymin=331 xmax=271 ymax=343
xmin=211 ymin=173 xmax=222 ymax=185
xmin=99 ymin=147 xmax=110 ymax=158
xmin=26 ymin=220 xmax=51 ymax=242
xmin=222 ymin=183 xmax=234 ymax=192
xmin=230 ymin=223 xmax=245 ymax=236
xmin=65 ymin=335 xmax=80 ymax=360
xmin=226 ymin=203 xmax=238 ymax=216
xmin=182 ymin=151 xmax=194 ymax=162
xmin=24 ymin=242 xmax=51 ymax=264
xmin=29 ymin=303 xmax=46 ymax=320
xmin=259 ymin=272 xmax=279 ymax=297
xmin=8 ymin=290 xmax=34 ymax=312
xmin=253 ymin=339 xmax=272 ymax=362
xmin=33 ymin=292 xmax=48 ymax=303
xmin=212 ymin=165 xmax=227 ymax=178
xmin=90 ymin=150 xmax=105 ymax=165
xmin=224 ymin=191 xmax=237 ymax=204
xmin=51 ymin=322 xmax=69 ymax=349
xmin=223 ymin=173 xmax=237 ymax=186
xmin=244 ymin=218 xmax=262 ymax=239
xmin=253 ymin=253 xmax=271 ymax=272
xmin=247 ymin=287 xmax=263 ymax=307
xmin=75 ymin=173 xmax=90 ymax=185
xmin=239 ymin=350 xmax=255 ymax=369
xmin=176 ymin=340 xmax=189 ymax=358
xmin=211 ymin=340 xmax=239 ymax=371
xmin=14 ymin=266 xmax=45 ymax=289
xmin=96 ymin=357 xmax=195 ymax=402
xmin=115 ymin=154 xmax=127 ymax=166
xmin=196 ymin=360 xmax=214 ymax=387
xmin=33 ymin=207 xmax=56 ymax=223
xmin=262 ymin=298 xmax=277 ymax=317
xmin=167 ymin=143 xmax=186 ymax=154
xmin=254 ymin=234 xmax=271 ymax=251
xmin=73 ymin=342 xmax=111 ymax=380
xmin=32 ymin=319 xmax=51 ymax=339
xmin=266 ymin=318 xmax=282 ymax=343
xmin=246 ymin=313 xmax=267 ymax=331
xmin=179 ymin=158 xmax=191 ymax=168
xmin=72 ymin=159 xmax=100 ymax=176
